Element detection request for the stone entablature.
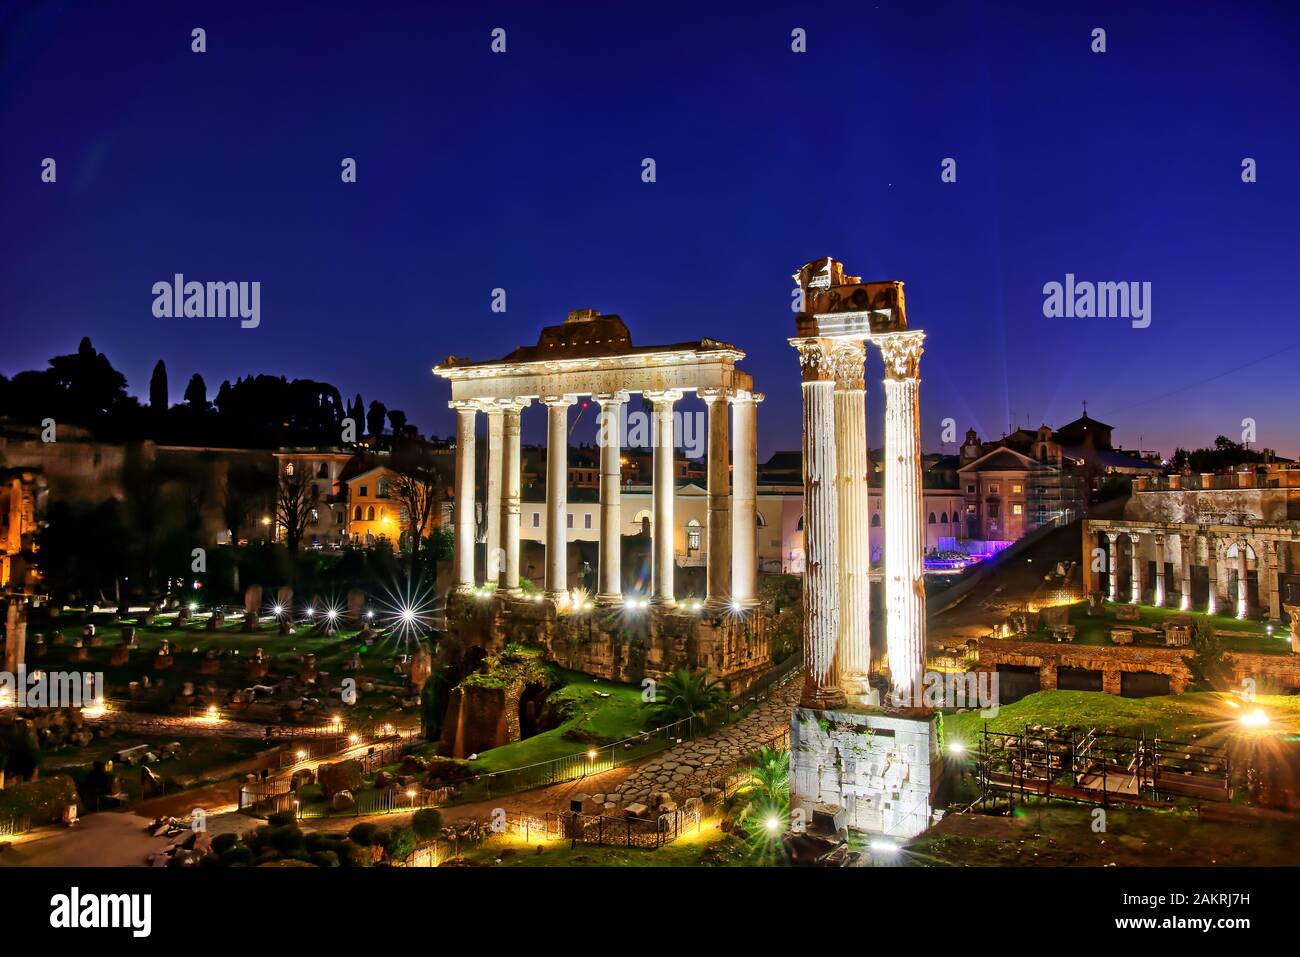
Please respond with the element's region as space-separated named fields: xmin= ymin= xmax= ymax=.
xmin=434 ymin=310 xmax=760 ymax=608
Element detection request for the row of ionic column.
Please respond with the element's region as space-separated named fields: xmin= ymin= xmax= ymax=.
xmin=1101 ymin=529 xmax=1285 ymax=621
xmin=792 ymin=331 xmax=927 ymax=711
xmin=449 ymin=389 xmax=761 ymax=607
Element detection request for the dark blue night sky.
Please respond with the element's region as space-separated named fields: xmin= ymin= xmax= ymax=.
xmin=3 ymin=1 xmax=1298 ymax=459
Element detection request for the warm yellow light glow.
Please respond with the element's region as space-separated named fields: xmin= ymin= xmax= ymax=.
xmin=1241 ymin=708 xmax=1269 ymax=728
xmin=82 ymin=701 xmax=109 ymax=718
xmin=764 ymin=815 xmax=780 ymax=834
xmin=296 ymin=749 xmax=307 ymax=761
xmin=348 ymin=733 xmax=359 ymax=745
xmin=586 ymin=749 xmax=598 ymax=760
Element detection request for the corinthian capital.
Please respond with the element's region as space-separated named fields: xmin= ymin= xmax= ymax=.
xmin=830 ymin=341 xmax=867 ymax=391
xmin=878 ymin=331 xmax=926 ymax=381
xmin=790 ymin=337 xmax=836 ymax=383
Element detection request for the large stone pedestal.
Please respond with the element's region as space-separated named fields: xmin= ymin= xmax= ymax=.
xmin=790 ymin=706 xmax=940 ymax=840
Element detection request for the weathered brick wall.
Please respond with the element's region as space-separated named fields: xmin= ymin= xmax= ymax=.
xmin=976 ymin=637 xmax=1300 ymax=694
xmin=444 ymin=593 xmax=771 ymax=690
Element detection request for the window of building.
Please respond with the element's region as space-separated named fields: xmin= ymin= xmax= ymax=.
xmin=966 ymin=504 xmax=976 ymax=514
xmin=989 ymin=484 xmax=999 ymax=494
xmin=928 ymin=512 xmax=936 ymax=524
xmin=286 ymin=462 xmax=294 ymax=476
xmin=584 ymin=513 xmax=592 ymax=529
xmin=353 ymin=505 xmax=362 ymax=520
xmin=871 ymin=513 xmax=881 ymax=527
xmin=366 ymin=506 xmax=375 ymax=521
xmin=310 ymin=508 xmax=319 ymax=523
xmin=359 ymin=485 xmax=368 ymax=497
xmin=940 ymin=512 xmax=948 ymax=523
xmin=377 ymin=477 xmax=389 ymax=498
xmin=567 ymin=513 xmax=573 ymax=529
xmin=1013 ymin=504 xmax=1023 ymax=515
xmin=533 ymin=512 xmax=541 ymax=528
xmin=1012 ymin=483 xmax=1022 ymax=493
xmin=966 ymin=484 xmax=975 ymax=493
xmin=988 ymin=503 xmax=1000 ymax=518
xmin=317 ymin=463 xmax=328 ymax=478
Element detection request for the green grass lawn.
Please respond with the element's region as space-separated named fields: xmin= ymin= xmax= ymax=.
xmin=911 ymin=802 xmax=1300 ymax=866
xmin=945 ymin=689 xmax=1300 ymax=745
xmin=424 ymin=671 xmax=650 ymax=773
xmin=1024 ymin=601 xmax=1291 ymax=654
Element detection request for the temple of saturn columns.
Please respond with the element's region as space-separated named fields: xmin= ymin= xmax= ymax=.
xmin=432 ymin=309 xmax=771 ymax=692
xmin=787 ymin=257 xmax=941 ymax=840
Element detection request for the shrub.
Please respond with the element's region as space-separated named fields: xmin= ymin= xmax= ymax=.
xmin=268 ymin=824 xmax=305 ymax=855
xmin=309 ymin=850 xmax=340 ymax=868
xmin=211 ymin=833 xmax=239 ymax=855
xmin=220 ymin=846 xmax=254 ymax=866
xmin=348 ymin=822 xmax=381 ymax=846
xmin=267 ymin=810 xmax=297 ymax=827
xmin=338 ymin=840 xmax=371 ymax=867
xmin=411 ymin=808 xmax=442 ymax=840
xmin=384 ymin=824 xmax=416 ymax=862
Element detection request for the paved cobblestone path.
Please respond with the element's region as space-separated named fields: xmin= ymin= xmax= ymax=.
xmin=611 ymin=674 xmax=800 ymax=805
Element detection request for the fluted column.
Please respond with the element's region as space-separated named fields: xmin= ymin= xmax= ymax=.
xmin=1179 ymin=533 xmax=1192 ymax=611
xmin=879 ymin=331 xmax=927 ymax=709
xmin=1207 ymin=535 xmax=1219 ymax=615
xmin=730 ymin=391 xmax=761 ymax=605
xmin=832 ymin=340 xmax=872 ymax=702
xmin=1153 ymin=534 xmax=1166 ymax=607
xmin=1130 ymin=532 xmax=1143 ymax=604
xmin=500 ymin=399 xmax=528 ymax=594
xmin=450 ymin=400 xmax=478 ymax=592
xmin=1237 ymin=541 xmax=1249 ymax=619
xmin=645 ymin=390 xmax=682 ymax=605
xmin=791 ymin=337 xmax=845 ymax=710
xmin=700 ymin=388 xmax=733 ymax=607
xmin=1105 ymin=531 xmax=1119 ymax=601
xmin=594 ymin=392 xmax=629 ymax=604
xmin=483 ymin=403 xmax=504 ymax=586
xmin=1267 ymin=540 xmax=1282 ymax=623
xmin=543 ymin=395 xmax=576 ymax=600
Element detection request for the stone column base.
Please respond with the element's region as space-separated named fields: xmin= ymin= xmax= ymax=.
xmin=790 ymin=707 xmax=940 ymax=840
xmin=595 ymin=593 xmax=624 ymax=606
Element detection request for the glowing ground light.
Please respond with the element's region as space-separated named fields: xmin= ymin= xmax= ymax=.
xmin=204 ymin=705 xmax=219 ymax=722
xmin=296 ymin=750 xmax=307 ymax=761
xmin=1240 ymin=708 xmax=1270 ymax=728
xmin=586 ymin=749 xmax=598 ymax=760
xmin=870 ymin=839 xmax=899 ymax=855
xmin=81 ymin=701 xmax=109 ymax=718
xmin=349 ymin=734 xmax=360 ymax=745
xmin=948 ymin=741 xmax=966 ymax=754
xmin=764 ymin=816 xmax=781 ymax=834
xmin=188 ymin=602 xmax=198 ymax=612
xmin=326 ymin=608 xmax=338 ymax=621
xmin=272 ymin=605 xmax=283 ymax=616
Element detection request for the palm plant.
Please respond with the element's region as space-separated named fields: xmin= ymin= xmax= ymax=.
xmin=645 ymin=668 xmax=727 ymax=725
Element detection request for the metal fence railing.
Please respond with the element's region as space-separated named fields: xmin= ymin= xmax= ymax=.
xmin=0 ymin=814 xmax=32 ymax=839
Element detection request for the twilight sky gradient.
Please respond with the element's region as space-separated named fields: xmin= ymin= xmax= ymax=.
xmin=2 ymin=1 xmax=1298 ymax=460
